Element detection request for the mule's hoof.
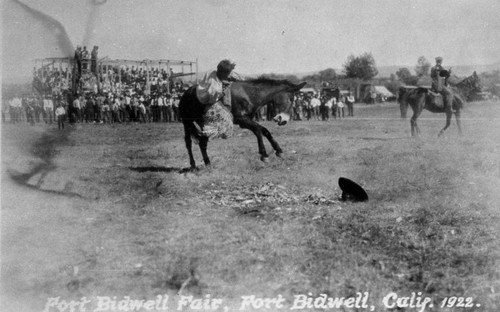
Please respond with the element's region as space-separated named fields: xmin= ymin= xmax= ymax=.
xmin=276 ymin=152 xmax=283 ymax=158
xmin=261 ymin=156 xmax=270 ymax=163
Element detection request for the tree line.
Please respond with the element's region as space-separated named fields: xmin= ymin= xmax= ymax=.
xmin=262 ymin=54 xmax=500 ymax=99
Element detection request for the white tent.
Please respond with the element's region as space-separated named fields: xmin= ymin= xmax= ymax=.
xmin=300 ymin=87 xmax=317 ymax=95
xmin=373 ymin=86 xmax=394 ymax=97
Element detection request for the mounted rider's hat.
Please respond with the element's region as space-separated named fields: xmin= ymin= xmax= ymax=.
xmin=435 ymin=56 xmax=443 ymax=63
xmin=217 ymin=59 xmax=236 ymax=76
xmin=338 ymin=177 xmax=369 ymax=202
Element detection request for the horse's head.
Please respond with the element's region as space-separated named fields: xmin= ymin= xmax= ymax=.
xmin=468 ymin=71 xmax=482 ymax=93
xmin=272 ymin=82 xmax=306 ymax=126
xmin=456 ymin=71 xmax=483 ymax=100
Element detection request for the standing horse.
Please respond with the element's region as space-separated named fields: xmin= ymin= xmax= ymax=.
xmin=179 ymin=78 xmax=306 ymax=168
xmin=398 ymin=72 xmax=481 ymax=137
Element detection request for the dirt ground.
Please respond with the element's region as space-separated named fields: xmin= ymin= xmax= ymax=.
xmin=2 ymin=102 xmax=500 ymax=312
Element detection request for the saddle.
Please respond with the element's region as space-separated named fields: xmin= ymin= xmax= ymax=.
xmin=428 ymin=90 xmax=444 ymax=109
xmin=221 ymin=82 xmax=232 ymax=108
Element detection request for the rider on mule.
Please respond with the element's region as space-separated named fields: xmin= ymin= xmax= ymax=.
xmin=430 ymin=56 xmax=454 ymax=112
xmin=195 ymin=60 xmax=243 ymax=139
xmin=196 ymin=59 xmax=241 ymax=110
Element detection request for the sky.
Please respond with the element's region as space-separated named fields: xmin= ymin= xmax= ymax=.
xmin=1 ymin=0 xmax=500 ymax=82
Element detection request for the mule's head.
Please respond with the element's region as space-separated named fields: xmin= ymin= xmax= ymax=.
xmin=272 ymin=82 xmax=306 ymax=126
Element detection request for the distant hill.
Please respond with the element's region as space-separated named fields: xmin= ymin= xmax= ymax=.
xmin=375 ymin=63 xmax=500 ymax=78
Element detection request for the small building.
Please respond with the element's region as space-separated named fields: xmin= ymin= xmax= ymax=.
xmin=300 ymin=87 xmax=317 ymax=96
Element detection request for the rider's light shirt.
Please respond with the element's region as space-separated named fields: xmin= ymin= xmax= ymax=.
xmin=196 ymin=70 xmax=242 ymax=105
xmin=196 ymin=70 xmax=224 ymax=105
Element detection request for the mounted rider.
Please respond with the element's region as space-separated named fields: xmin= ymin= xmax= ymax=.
xmin=430 ymin=56 xmax=454 ymax=112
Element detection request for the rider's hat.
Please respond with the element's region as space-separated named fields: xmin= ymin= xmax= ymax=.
xmin=435 ymin=56 xmax=443 ymax=62
xmin=217 ymin=59 xmax=236 ymax=76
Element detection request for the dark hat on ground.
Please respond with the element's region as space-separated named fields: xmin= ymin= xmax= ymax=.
xmin=338 ymin=177 xmax=368 ymax=202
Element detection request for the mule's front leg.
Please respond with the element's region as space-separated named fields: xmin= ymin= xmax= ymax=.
xmin=236 ymin=118 xmax=269 ymax=161
xmin=260 ymin=126 xmax=283 ymax=157
xmin=183 ymin=122 xmax=197 ymax=168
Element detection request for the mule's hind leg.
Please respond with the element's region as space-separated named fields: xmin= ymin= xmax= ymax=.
xmin=183 ymin=122 xmax=197 ymax=169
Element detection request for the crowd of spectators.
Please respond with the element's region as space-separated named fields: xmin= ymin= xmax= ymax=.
xmin=1 ymin=91 xmax=183 ymax=127
xmin=68 ymin=92 xmax=182 ymax=124
xmin=32 ymin=67 xmax=71 ymax=96
xmin=7 ymin=44 xmax=357 ymax=127
xmin=291 ymin=93 xmax=355 ymax=121
xmin=2 ymin=90 xmax=358 ymax=128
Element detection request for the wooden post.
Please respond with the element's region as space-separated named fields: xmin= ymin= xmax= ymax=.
xmin=146 ymin=60 xmax=150 ymax=96
xmin=119 ymin=65 xmax=122 ymax=94
xmin=67 ymin=57 xmax=70 ymax=81
xmin=166 ymin=61 xmax=170 ymax=94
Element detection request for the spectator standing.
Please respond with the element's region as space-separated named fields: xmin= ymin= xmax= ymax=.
xmin=85 ymin=95 xmax=94 ymax=123
xmin=55 ymin=103 xmax=66 ymax=130
xmin=337 ymin=98 xmax=345 ymax=119
xmin=331 ymin=96 xmax=338 ymax=119
xmin=43 ymin=95 xmax=54 ymax=124
xmin=165 ymin=94 xmax=173 ymax=122
xmin=91 ymin=46 xmax=98 ymax=74
xmin=138 ymin=100 xmax=146 ymax=123
xmin=81 ymin=46 xmax=89 ymax=71
xmin=131 ymin=96 xmax=139 ymax=122
xmin=94 ymin=94 xmax=103 ymax=123
xmin=26 ymin=97 xmax=35 ymax=126
xmin=80 ymin=95 xmax=86 ymax=122
xmin=304 ymin=96 xmax=312 ymax=120
xmin=124 ymin=94 xmax=132 ymax=122
xmin=172 ymin=94 xmax=180 ymax=122
xmin=102 ymin=96 xmax=111 ymax=123
xmin=119 ymin=96 xmax=128 ymax=122
xmin=112 ymin=96 xmax=122 ymax=123
xmin=12 ymin=95 xmax=23 ymax=123
xmin=35 ymin=96 xmax=43 ymax=123
xmin=157 ymin=94 xmax=165 ymax=122
xmin=151 ymin=95 xmax=159 ymax=122
xmin=325 ymin=97 xmax=333 ymax=121
xmin=293 ymin=95 xmax=303 ymax=121
xmin=346 ymin=93 xmax=355 ymax=117
xmin=320 ymin=96 xmax=328 ymax=121
xmin=311 ymin=95 xmax=321 ymax=120
xmin=73 ymin=96 xmax=81 ymax=122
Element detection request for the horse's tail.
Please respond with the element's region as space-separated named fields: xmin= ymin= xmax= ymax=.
xmin=398 ymin=87 xmax=409 ymax=119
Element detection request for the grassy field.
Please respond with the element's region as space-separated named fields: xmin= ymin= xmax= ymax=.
xmin=2 ymin=101 xmax=499 ymax=312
